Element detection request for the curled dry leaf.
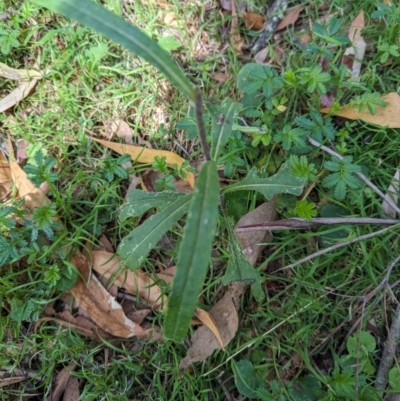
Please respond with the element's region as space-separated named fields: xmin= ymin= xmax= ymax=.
xmin=70 ymin=252 xmax=143 ymax=338
xmin=48 ymin=362 xmax=77 ymax=401
xmin=195 ymin=308 xmax=224 ymax=350
xmin=179 ymin=282 xmax=245 ymax=370
xmin=382 ymin=169 xmax=400 ymax=218
xmin=91 ymin=250 xmax=167 ymax=310
xmin=320 ymin=93 xmax=400 ymax=128
xmin=276 ymin=5 xmax=305 ymax=30
xmin=234 ymin=198 xmax=277 ymax=266
xmin=90 ymin=136 xmax=195 ymax=189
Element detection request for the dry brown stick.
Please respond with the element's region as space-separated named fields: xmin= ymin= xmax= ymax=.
xmin=278 ymin=224 xmax=400 ymax=272
xmin=235 ymin=217 xmax=399 ymax=232
xmin=250 ymin=0 xmax=288 ymax=54
xmin=308 ymin=137 xmax=400 ymax=215
xmin=376 ymin=304 xmax=400 ymax=396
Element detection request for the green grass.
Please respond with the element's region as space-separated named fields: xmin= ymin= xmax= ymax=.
xmin=1 ymin=0 xmax=400 ymax=399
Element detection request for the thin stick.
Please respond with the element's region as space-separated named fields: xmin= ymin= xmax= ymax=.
xmin=376 ymin=305 xmax=400 ymax=396
xmin=235 ymin=217 xmax=399 ymax=232
xmin=308 ymin=137 xmax=400 ymax=216
xmin=277 ymin=224 xmax=400 ymax=271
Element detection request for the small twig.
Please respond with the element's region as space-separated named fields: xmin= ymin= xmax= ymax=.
xmin=235 ymin=217 xmax=399 ymax=232
xmin=277 ymin=224 xmax=400 ymax=271
xmin=308 ymin=137 xmax=400 ymax=216
xmin=250 ymin=0 xmax=288 ymax=54
xmin=376 ymin=304 xmax=400 ymax=397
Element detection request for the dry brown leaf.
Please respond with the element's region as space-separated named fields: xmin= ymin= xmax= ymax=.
xmin=382 ymin=169 xmax=400 ymax=218
xmin=62 ymin=376 xmax=80 ymax=401
xmin=7 ymin=134 xmax=50 ymax=210
xmin=276 ymin=5 xmax=305 ymax=30
xmin=343 ymin=10 xmax=366 ymax=80
xmin=230 ymin=0 xmax=245 ymax=54
xmin=91 ymin=250 xmax=167 ymax=310
xmin=211 ymin=73 xmax=230 ymax=83
xmin=0 ymin=62 xmax=42 ymax=80
xmin=0 ymin=151 xmax=12 ymax=201
xmin=126 ymin=309 xmax=151 ymax=325
xmin=105 ymin=120 xmax=133 ymax=144
xmin=16 ymin=139 xmax=29 ymax=163
xmin=164 ymin=11 xmax=176 ymax=25
xmin=195 ymin=308 xmax=224 ymax=350
xmin=157 ymin=265 xmax=176 ymax=284
xmin=220 ymin=0 xmax=232 ymax=11
xmin=90 ymin=136 xmax=195 ymax=189
xmin=0 ymin=78 xmax=39 ymax=113
xmin=255 ymin=47 xmax=269 ymax=64
xmin=97 ymin=234 xmax=114 ymax=253
xmin=179 ymin=282 xmax=245 ymax=369
xmin=70 ymin=252 xmax=143 ymax=338
xmin=298 ymin=33 xmax=312 ymax=46
xmin=243 ymin=12 xmax=265 ymax=30
xmin=234 ymin=199 xmax=277 ymax=266
xmin=48 ymin=363 xmax=77 ymax=401
xmin=320 ymin=93 xmax=400 ymax=128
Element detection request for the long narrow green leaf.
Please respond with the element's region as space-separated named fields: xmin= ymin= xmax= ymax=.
xmin=118 ymin=195 xmax=192 ymax=270
xmin=32 ymin=0 xmax=195 ymax=101
xmin=211 ymin=98 xmax=242 ymax=161
xmin=164 ymin=161 xmax=219 ymax=342
xmin=222 ymin=163 xmax=306 ymax=199
xmin=119 ymin=190 xmax=184 ymax=221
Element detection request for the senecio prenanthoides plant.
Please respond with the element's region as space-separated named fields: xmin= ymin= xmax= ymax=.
xmin=32 ymin=0 xmax=370 ymax=343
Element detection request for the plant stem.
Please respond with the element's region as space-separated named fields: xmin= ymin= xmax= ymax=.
xmin=235 ymin=217 xmax=399 ymax=232
xmin=278 ymin=224 xmax=400 ymax=271
xmin=194 ymin=90 xmax=210 ymax=161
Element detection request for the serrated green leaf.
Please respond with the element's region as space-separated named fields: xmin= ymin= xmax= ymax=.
xmin=222 ymin=219 xmax=264 ymax=301
xmin=119 ymin=190 xmax=184 ymax=220
xmin=223 ymin=163 xmax=305 ymax=199
xmin=164 ymin=161 xmax=219 ymax=342
xmin=32 ymin=0 xmax=195 ymax=101
xmin=232 ymin=359 xmax=267 ymax=399
xmin=118 ymin=195 xmax=192 ymax=270
xmin=211 ymin=98 xmax=241 ymax=160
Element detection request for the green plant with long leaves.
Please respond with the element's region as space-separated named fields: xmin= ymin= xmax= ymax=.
xmin=32 ymin=0 xmax=305 ymax=343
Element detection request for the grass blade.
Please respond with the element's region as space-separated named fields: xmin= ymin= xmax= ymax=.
xmin=164 ymin=161 xmax=220 ymax=342
xmin=32 ymin=0 xmax=195 ymax=101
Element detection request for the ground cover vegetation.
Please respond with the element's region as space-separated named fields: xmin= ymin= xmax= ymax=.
xmin=1 ymin=0 xmax=400 ymax=399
